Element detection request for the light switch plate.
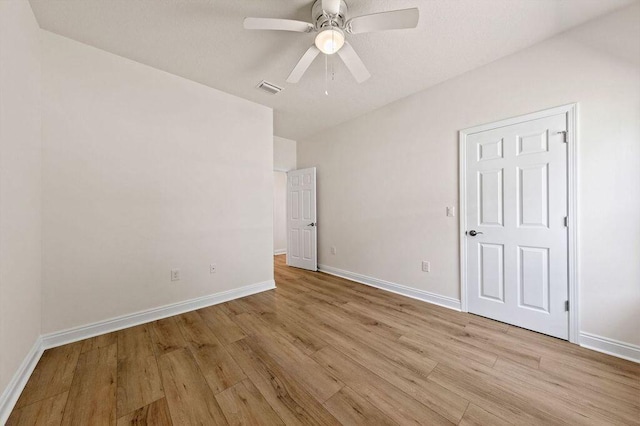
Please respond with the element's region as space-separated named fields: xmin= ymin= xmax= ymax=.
xmin=446 ymin=206 xmax=455 ymax=217
xmin=422 ymin=261 xmax=430 ymax=272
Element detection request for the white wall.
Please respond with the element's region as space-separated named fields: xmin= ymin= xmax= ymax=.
xmin=274 ymin=136 xmax=296 ymax=172
xmin=41 ymin=32 xmax=274 ymax=334
xmin=298 ymin=4 xmax=640 ymax=346
xmin=273 ymin=136 xmax=296 ymax=254
xmin=0 ymin=0 xmax=42 ymax=396
xmin=273 ymin=172 xmax=287 ymax=254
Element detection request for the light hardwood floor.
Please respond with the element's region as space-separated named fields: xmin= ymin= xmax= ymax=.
xmin=8 ymin=255 xmax=640 ymax=425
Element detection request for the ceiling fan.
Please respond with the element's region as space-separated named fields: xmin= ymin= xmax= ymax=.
xmin=244 ymin=0 xmax=419 ymax=84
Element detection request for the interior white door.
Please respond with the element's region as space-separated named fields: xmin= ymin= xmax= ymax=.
xmin=464 ymin=113 xmax=569 ymax=339
xmin=286 ymin=167 xmax=317 ymax=271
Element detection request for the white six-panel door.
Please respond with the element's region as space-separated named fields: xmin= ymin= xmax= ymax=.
xmin=463 ymin=112 xmax=569 ymax=339
xmin=286 ymin=168 xmax=317 ymax=271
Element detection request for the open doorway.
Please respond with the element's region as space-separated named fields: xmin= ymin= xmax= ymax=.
xmin=273 ymin=171 xmax=288 ymax=256
xmin=273 ymin=135 xmax=297 ymax=262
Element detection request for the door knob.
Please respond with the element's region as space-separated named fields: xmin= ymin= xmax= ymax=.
xmin=307 ymin=222 xmax=316 ymax=227
xmin=467 ymin=230 xmax=483 ymax=236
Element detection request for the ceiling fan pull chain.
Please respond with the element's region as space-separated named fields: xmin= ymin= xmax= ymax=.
xmin=330 ymin=25 xmax=336 ymax=81
xmin=325 ymin=53 xmax=329 ymax=96
xmin=331 ymin=55 xmax=335 ymax=81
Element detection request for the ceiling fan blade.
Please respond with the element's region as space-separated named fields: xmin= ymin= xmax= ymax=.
xmin=287 ymin=45 xmax=321 ymax=83
xmin=346 ymin=8 xmax=419 ymax=34
xmin=322 ymin=0 xmax=341 ymax=16
xmin=243 ymin=17 xmax=313 ymax=33
xmin=337 ymin=42 xmax=370 ymax=83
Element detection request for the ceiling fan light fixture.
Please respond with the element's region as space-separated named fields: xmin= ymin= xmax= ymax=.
xmin=314 ymin=28 xmax=345 ymax=54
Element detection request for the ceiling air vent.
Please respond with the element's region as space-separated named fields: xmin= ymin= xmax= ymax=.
xmin=256 ymin=80 xmax=283 ymax=95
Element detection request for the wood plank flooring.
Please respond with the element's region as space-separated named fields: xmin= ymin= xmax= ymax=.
xmin=9 ymin=255 xmax=640 ymax=425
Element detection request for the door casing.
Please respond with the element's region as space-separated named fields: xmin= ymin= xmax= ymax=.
xmin=459 ymin=104 xmax=579 ymax=343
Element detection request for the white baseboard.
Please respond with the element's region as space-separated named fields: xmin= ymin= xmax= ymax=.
xmin=0 ymin=279 xmax=275 ymax=423
xmin=318 ymin=264 xmax=461 ymax=311
xmin=41 ymin=279 xmax=276 ymax=349
xmin=580 ymin=332 xmax=640 ymax=363
xmin=2 ymin=278 xmax=635 ymax=425
xmin=274 ymin=249 xmax=287 ymax=255
xmin=318 ymin=265 xmax=640 ymax=363
xmin=0 ymin=280 xmax=274 ymax=422
xmin=0 ymin=337 xmax=44 ymax=425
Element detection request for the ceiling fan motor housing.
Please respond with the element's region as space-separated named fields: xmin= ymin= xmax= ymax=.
xmin=312 ymin=0 xmax=348 ymax=30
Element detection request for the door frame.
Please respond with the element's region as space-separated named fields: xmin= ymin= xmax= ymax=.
xmin=458 ymin=103 xmax=579 ymax=343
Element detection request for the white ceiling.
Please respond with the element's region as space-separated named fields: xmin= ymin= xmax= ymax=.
xmin=29 ymin=0 xmax=635 ymax=140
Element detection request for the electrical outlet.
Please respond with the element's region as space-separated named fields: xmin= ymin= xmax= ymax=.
xmin=421 ymin=261 xmax=431 ymax=273
xmin=330 ymin=246 xmax=336 ymax=255
xmin=210 ymin=263 xmax=217 ymax=274
xmin=171 ymin=269 xmax=180 ymax=281
xmin=446 ymin=206 xmax=455 ymax=217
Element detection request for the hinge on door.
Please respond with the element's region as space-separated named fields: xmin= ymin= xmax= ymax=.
xmin=564 ymin=216 xmax=568 ymax=227
xmin=565 ymin=300 xmax=570 ymax=311
xmin=556 ymin=130 xmax=568 ymax=143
